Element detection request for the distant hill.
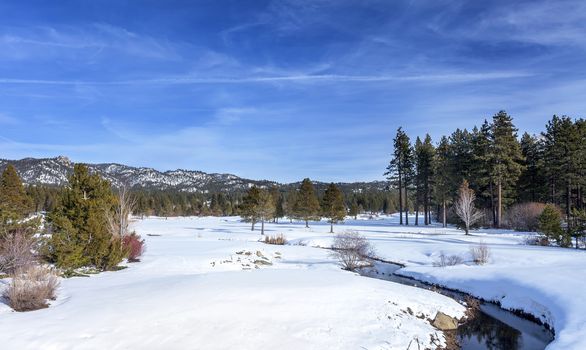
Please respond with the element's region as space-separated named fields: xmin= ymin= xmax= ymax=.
xmin=0 ymin=156 xmax=388 ymax=195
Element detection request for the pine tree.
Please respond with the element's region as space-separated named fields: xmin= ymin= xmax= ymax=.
xmin=518 ymin=132 xmax=547 ymax=202
xmin=48 ymin=164 xmax=125 ymax=271
xmin=0 ymin=165 xmax=32 ymax=222
xmin=257 ymin=189 xmax=275 ymax=235
xmin=433 ymin=136 xmax=452 ymax=227
xmin=470 ymin=121 xmax=494 ymax=221
xmin=386 ymin=127 xmax=414 ymax=225
xmin=543 ymin=116 xmax=581 ymax=227
xmin=539 ymin=204 xmax=569 ymax=247
xmin=321 ymin=183 xmax=346 ymax=233
xmin=269 ymin=186 xmax=284 ymax=223
xmin=489 ymin=111 xmax=524 ymax=227
xmin=293 ymin=178 xmax=321 ymax=228
xmin=349 ymin=199 xmax=359 ymax=220
xmin=415 ymin=134 xmax=435 ymax=225
xmin=0 ymin=164 xmax=38 ymax=240
xmin=240 ymin=186 xmax=262 ymax=231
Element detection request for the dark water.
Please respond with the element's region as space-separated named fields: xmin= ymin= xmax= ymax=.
xmin=360 ymin=262 xmax=554 ymax=350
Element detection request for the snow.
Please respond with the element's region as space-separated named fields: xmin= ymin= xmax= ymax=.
xmin=0 ymin=216 xmax=465 ymax=350
xmin=295 ymin=214 xmax=585 ymax=350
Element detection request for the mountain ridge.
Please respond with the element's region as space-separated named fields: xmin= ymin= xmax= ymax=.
xmin=0 ymin=156 xmax=387 ymax=194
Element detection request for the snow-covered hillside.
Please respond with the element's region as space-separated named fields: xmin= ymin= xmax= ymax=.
xmin=0 ymin=156 xmax=387 ymax=194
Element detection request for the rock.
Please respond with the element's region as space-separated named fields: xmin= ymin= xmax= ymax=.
xmin=254 ymin=259 xmax=273 ymax=266
xmin=432 ymin=312 xmax=459 ymax=331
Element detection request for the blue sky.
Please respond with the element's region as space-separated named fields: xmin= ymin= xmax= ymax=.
xmin=0 ymin=0 xmax=585 ymax=182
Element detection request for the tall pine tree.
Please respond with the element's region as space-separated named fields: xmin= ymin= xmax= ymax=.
xmin=321 ymin=183 xmax=346 ymax=233
xmin=293 ymin=178 xmax=321 ymax=228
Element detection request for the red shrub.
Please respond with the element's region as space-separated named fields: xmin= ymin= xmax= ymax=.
xmin=504 ymin=202 xmax=547 ymax=231
xmin=122 ymin=233 xmax=145 ymax=262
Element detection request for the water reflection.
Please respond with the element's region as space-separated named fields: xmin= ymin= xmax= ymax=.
xmin=458 ymin=309 xmax=521 ymax=350
xmin=359 ymin=262 xmax=553 ymax=350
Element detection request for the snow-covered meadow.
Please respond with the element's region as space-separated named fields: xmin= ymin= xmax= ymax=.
xmin=1 ymin=214 xmax=584 ymax=349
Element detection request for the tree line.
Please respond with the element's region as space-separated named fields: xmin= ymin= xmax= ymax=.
xmin=239 ymin=179 xmax=347 ymax=234
xmin=386 ymin=111 xmax=586 ymax=239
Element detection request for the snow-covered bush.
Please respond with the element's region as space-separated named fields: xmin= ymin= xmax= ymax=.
xmin=122 ymin=233 xmax=145 ymax=262
xmin=432 ymin=252 xmax=463 ymax=267
xmin=3 ymin=265 xmax=59 ymax=312
xmin=263 ymin=234 xmax=287 ymax=245
xmin=504 ymin=202 xmax=546 ymax=231
xmin=470 ymin=242 xmax=490 ymax=265
xmin=330 ymin=231 xmax=374 ymax=271
xmin=0 ymin=233 xmax=36 ymax=275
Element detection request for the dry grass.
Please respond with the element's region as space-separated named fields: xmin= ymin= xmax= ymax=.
xmin=470 ymin=242 xmax=491 ymax=265
xmin=3 ymin=265 xmax=60 ymax=312
xmin=433 ymin=252 xmax=464 ymax=267
xmin=263 ymin=234 xmax=287 ymax=245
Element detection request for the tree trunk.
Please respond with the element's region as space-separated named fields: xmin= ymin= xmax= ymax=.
xmin=405 ymin=188 xmax=409 ymax=226
xmin=251 ymin=220 xmax=255 ymax=231
xmin=497 ymin=180 xmax=502 ymax=228
xmin=465 ymin=223 xmax=469 ymax=235
xmin=261 ymin=219 xmax=265 ymax=235
xmin=442 ymin=200 xmax=447 ymax=228
xmin=489 ymin=181 xmax=496 ymax=227
xmin=398 ymin=169 xmax=403 ymax=225
xmin=330 ymin=222 xmax=334 ymax=233
xmin=415 ymin=204 xmax=419 ymax=226
xmin=305 ymin=219 xmax=309 ymax=228
xmin=567 ymin=181 xmax=572 ymax=225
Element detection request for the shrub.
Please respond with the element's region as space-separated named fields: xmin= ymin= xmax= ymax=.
xmin=122 ymin=233 xmax=145 ymax=262
xmin=504 ymin=202 xmax=546 ymax=231
xmin=330 ymin=231 xmax=375 ymax=271
xmin=433 ymin=252 xmax=464 ymax=267
xmin=470 ymin=242 xmax=491 ymax=265
xmin=263 ymin=234 xmax=287 ymax=245
xmin=3 ymin=265 xmax=60 ymax=312
xmin=524 ymin=235 xmax=549 ymax=246
xmin=0 ymin=233 xmax=36 ymax=275
xmin=538 ymin=204 xmax=570 ymax=247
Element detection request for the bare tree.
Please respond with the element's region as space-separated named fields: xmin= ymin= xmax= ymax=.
xmin=454 ymin=180 xmax=483 ymax=235
xmin=330 ymin=231 xmax=375 ymax=271
xmin=107 ymin=186 xmax=136 ymax=239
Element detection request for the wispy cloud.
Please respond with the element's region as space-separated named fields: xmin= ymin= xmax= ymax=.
xmin=0 ymin=71 xmax=532 ymax=86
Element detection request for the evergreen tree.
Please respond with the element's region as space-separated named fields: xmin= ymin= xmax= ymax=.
xmin=539 ymin=204 xmax=569 ymax=247
xmin=349 ymin=200 xmax=359 ymax=220
xmin=0 ymin=165 xmax=38 ymax=240
xmin=414 ymin=134 xmax=434 ymax=225
xmin=543 ymin=116 xmax=582 ymax=227
xmin=321 ymin=183 xmax=346 ymax=233
xmin=433 ymin=136 xmax=452 ymax=227
xmin=489 ymin=111 xmax=524 ymax=227
xmin=269 ymin=186 xmax=284 ymax=223
xmin=386 ymin=127 xmax=414 ymax=225
xmin=470 ymin=121 xmax=494 ymax=221
xmin=518 ymin=133 xmax=547 ymax=202
xmin=240 ymin=186 xmax=263 ymax=231
xmin=292 ymin=178 xmax=321 ymax=228
xmin=48 ymin=164 xmax=126 ymax=270
xmin=0 ymin=165 xmax=32 ymax=221
xmin=257 ymin=189 xmax=275 ymax=235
